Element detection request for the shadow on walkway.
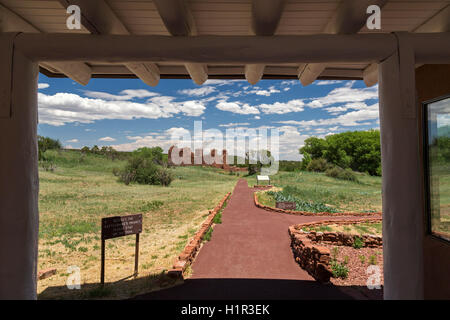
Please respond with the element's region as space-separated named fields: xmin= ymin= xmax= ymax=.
xmin=132 ymin=278 xmax=358 ymax=300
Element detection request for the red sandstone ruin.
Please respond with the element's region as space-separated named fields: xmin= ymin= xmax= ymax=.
xmin=168 ymin=146 xmax=247 ymax=172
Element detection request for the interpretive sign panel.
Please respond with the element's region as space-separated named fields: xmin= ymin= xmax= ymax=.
xmin=100 ymin=214 xmax=142 ymax=284
xmin=101 ymin=214 xmax=142 ymax=240
xmin=276 ymin=201 xmax=297 ymax=210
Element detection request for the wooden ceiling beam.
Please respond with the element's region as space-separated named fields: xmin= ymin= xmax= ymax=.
xmin=299 ymin=0 xmax=388 ymax=86
xmin=363 ymin=4 xmax=450 ymax=87
xmin=246 ymin=0 xmax=286 ymax=85
xmin=0 ymin=3 xmax=92 ymax=85
xmin=59 ymin=0 xmax=160 ymax=86
xmin=153 ymin=0 xmax=207 ymax=85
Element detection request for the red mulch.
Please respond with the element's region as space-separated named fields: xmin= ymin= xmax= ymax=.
xmin=325 ymin=244 xmax=384 ymax=300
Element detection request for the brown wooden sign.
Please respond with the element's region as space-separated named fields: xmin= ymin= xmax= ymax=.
xmin=101 ymin=214 xmax=142 ymax=240
xmin=100 ymin=214 xmax=142 ymax=284
xmin=276 ymin=201 xmax=297 ymax=210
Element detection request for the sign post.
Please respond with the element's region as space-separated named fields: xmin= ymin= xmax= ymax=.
xmin=100 ymin=214 xmax=142 ymax=285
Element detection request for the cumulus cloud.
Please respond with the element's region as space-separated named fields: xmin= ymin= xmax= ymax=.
xmin=307 ymin=83 xmax=378 ymax=108
xmin=216 ymin=101 xmax=260 ymax=115
xmin=258 ymin=99 xmax=305 ymax=114
xmin=219 ymin=122 xmax=251 ymax=128
xmin=38 ymin=83 xmax=50 ymax=89
xmin=99 ymin=137 xmax=116 ymax=142
xmin=277 ymin=103 xmax=379 ymax=127
xmin=38 ymin=92 xmax=205 ymax=126
xmin=66 ymin=139 xmax=79 ymax=143
xmin=248 ymin=86 xmax=281 ymax=96
xmin=84 ymin=89 xmax=158 ymax=100
xmin=315 ymin=80 xmax=343 ymax=86
xmin=178 ymin=86 xmax=216 ymax=96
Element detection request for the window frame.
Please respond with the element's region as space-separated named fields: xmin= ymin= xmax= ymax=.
xmin=423 ymin=93 xmax=450 ymax=244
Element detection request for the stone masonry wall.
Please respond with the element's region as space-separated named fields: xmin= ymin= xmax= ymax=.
xmin=168 ymin=192 xmax=231 ymax=278
xmin=288 ymin=218 xmax=383 ymax=283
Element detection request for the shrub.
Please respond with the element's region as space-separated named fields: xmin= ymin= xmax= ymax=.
xmin=330 ymin=261 xmax=349 ymax=279
xmin=369 ymin=255 xmax=377 ymax=265
xmin=325 ymin=166 xmax=358 ymax=182
xmin=80 ymin=146 xmax=90 ymax=154
xmin=155 ymin=166 xmax=173 ymax=186
xmin=306 ymin=158 xmax=331 ymax=172
xmin=112 ymin=167 xmax=121 ymax=177
xmin=118 ymin=154 xmax=173 ymax=186
xmin=353 ymin=236 xmax=364 ymax=249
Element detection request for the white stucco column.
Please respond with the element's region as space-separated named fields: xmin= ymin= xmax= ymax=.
xmin=0 ymin=37 xmax=39 ymax=299
xmin=378 ymin=35 xmax=424 ymax=299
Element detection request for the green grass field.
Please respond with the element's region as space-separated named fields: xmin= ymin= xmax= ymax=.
xmin=246 ymin=171 xmax=382 ymax=213
xmin=37 ymin=150 xmax=238 ymax=299
xmin=37 ymin=151 xmax=383 ymax=299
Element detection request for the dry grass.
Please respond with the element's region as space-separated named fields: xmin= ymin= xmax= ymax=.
xmin=37 ymin=151 xmax=238 ymax=299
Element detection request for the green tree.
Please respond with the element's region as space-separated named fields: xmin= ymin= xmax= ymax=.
xmin=299 ymin=130 xmax=381 ymax=176
xmin=38 ymin=136 xmax=62 ymax=160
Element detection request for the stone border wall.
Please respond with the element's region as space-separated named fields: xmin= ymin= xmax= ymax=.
xmin=167 ymin=191 xmax=231 ymax=278
xmin=288 ymin=218 xmax=382 ymax=283
xmin=254 ymin=191 xmax=382 ymax=217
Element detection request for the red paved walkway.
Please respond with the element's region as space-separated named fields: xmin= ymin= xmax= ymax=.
xmin=135 ymin=179 xmax=370 ymax=300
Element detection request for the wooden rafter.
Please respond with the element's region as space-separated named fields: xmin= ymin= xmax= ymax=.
xmin=363 ymin=4 xmax=450 ymax=87
xmin=299 ymin=0 xmax=388 ymax=86
xmin=59 ymin=0 xmax=160 ymax=86
xmin=0 ymin=3 xmax=92 ymax=85
xmin=246 ymin=0 xmax=286 ymax=85
xmin=153 ymin=0 xmax=207 ymax=85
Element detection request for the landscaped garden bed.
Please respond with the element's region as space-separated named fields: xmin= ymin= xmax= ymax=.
xmin=248 ymin=170 xmax=382 ymax=215
xmin=255 ymin=189 xmax=381 ymax=216
xmin=289 ymin=219 xmax=383 ymax=299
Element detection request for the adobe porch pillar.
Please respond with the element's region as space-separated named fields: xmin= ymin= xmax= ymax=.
xmin=0 ymin=35 xmax=39 ymax=299
xmin=378 ymin=35 xmax=424 ymax=299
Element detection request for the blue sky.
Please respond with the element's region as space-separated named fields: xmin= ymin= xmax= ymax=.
xmin=37 ymin=74 xmax=379 ymax=160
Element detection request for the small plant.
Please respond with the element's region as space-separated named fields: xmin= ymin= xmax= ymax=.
xmin=359 ymin=255 xmax=366 ymax=264
xmin=203 ymin=227 xmax=213 ymax=241
xmin=330 ymin=261 xmax=349 ymax=279
xmin=331 ymin=247 xmax=339 ymax=261
xmin=141 ymin=200 xmax=164 ymax=211
xmin=343 ymin=255 xmax=349 ymax=265
xmin=212 ymin=213 xmax=222 ymax=224
xmin=369 ymin=255 xmax=377 ymax=265
xmin=353 ymin=236 xmax=364 ymax=249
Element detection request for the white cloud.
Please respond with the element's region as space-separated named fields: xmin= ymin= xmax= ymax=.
xmin=219 ymin=122 xmax=250 ymax=128
xmin=84 ymin=89 xmax=158 ymax=101
xmin=99 ymin=136 xmax=116 ymax=142
xmin=216 ymin=101 xmax=260 ymax=115
xmin=249 ymin=86 xmax=281 ymax=96
xmin=66 ymin=139 xmax=79 ymax=143
xmin=277 ymin=103 xmax=379 ymax=127
xmin=307 ymin=83 xmax=378 ymax=108
xmin=38 ymin=92 xmax=205 ymax=126
xmin=254 ymin=116 xmax=261 ymax=120
xmin=315 ymin=80 xmax=343 ymax=86
xmin=178 ymin=86 xmax=216 ymax=96
xmin=258 ymin=99 xmax=305 ymax=114
xmin=38 ymin=83 xmax=50 ymax=89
